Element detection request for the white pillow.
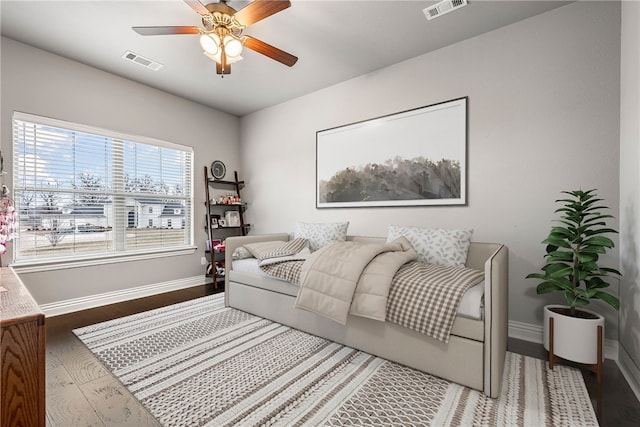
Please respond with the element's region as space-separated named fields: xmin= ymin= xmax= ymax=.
xmin=387 ymin=225 xmax=473 ymax=267
xmin=232 ymin=246 xmax=253 ymax=260
xmin=294 ymin=222 xmax=349 ymax=252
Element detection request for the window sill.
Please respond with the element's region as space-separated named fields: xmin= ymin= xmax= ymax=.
xmin=10 ymin=246 xmax=198 ymax=274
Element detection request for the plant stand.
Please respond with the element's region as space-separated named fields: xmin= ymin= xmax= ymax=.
xmin=548 ymin=316 xmax=603 ymax=384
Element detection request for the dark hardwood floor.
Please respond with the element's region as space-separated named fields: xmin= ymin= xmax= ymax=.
xmin=45 ymin=284 xmax=640 ymax=426
xmin=508 ymin=338 xmax=640 ymax=427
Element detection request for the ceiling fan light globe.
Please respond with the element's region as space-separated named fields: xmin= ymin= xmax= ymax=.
xmin=224 ymin=36 xmax=243 ymax=58
xmin=200 ymin=34 xmax=220 ymax=55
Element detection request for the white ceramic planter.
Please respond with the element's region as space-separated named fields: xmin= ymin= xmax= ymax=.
xmin=543 ymin=304 xmax=604 ymax=364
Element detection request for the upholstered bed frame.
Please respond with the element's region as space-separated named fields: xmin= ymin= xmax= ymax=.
xmin=224 ymin=233 xmax=509 ymax=398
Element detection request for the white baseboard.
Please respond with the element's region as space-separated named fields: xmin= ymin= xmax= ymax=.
xmin=618 ymin=346 xmax=640 ymax=402
xmin=40 ymin=275 xmax=206 ymax=317
xmin=508 ymin=320 xmax=543 ymax=344
xmin=508 ymin=320 xmax=618 ymax=361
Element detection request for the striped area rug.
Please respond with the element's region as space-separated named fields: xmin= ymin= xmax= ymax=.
xmin=74 ymin=293 xmax=598 ymax=426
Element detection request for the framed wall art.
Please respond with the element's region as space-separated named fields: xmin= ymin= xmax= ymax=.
xmin=316 ymin=97 xmax=467 ymax=208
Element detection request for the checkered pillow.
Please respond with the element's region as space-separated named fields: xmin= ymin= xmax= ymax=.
xmin=244 ymin=238 xmax=309 ymax=261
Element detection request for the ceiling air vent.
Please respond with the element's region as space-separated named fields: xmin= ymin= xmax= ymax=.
xmin=423 ymin=0 xmax=468 ymax=21
xmin=122 ymin=51 xmax=163 ymax=71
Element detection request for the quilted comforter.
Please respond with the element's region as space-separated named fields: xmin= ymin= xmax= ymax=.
xmin=296 ymin=237 xmax=417 ymax=324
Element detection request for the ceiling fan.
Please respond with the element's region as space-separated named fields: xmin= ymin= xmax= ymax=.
xmin=132 ymin=0 xmax=297 ymax=76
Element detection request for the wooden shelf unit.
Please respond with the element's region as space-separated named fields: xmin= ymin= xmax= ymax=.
xmin=203 ymin=166 xmax=250 ymax=288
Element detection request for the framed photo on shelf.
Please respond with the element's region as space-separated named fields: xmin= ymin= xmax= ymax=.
xmin=219 ymin=219 xmax=227 ymax=227
xmin=210 ymin=214 xmax=221 ymax=228
xmin=225 ymin=211 xmax=240 ymax=227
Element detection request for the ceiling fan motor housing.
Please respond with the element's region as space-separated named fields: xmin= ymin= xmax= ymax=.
xmin=204 ymin=2 xmax=236 ymax=16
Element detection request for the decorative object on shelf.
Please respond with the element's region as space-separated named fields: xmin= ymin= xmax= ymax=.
xmin=218 ymin=192 xmax=240 ymax=205
xmin=216 ymin=260 xmax=226 ymax=276
xmin=225 ymin=210 xmax=240 ymax=227
xmin=211 ymin=239 xmax=224 ymax=252
xmin=526 ymin=189 xmax=621 ymax=383
xmin=210 ymin=160 xmax=226 ymax=180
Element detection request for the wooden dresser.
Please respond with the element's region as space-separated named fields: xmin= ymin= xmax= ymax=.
xmin=1 ymin=267 xmax=46 ymax=427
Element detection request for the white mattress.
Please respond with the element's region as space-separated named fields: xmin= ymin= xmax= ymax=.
xmin=232 ymin=258 xmax=484 ymax=320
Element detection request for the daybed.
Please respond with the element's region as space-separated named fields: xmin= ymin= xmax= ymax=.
xmin=224 ymin=233 xmax=508 ymax=398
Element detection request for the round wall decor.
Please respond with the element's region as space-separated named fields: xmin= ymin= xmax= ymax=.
xmin=210 ymin=160 xmax=226 ymax=180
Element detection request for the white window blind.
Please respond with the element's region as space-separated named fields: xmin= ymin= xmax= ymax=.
xmin=12 ymin=112 xmax=193 ymax=264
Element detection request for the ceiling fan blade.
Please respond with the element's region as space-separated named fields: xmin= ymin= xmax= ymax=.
xmin=133 ymin=26 xmax=200 ymax=36
xmin=244 ymin=36 xmax=298 ymax=67
xmin=183 ymin=0 xmax=210 ymax=15
xmin=234 ymin=0 xmax=291 ymax=27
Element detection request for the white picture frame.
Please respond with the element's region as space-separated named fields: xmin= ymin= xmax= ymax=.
xmin=225 ymin=211 xmax=240 ymax=227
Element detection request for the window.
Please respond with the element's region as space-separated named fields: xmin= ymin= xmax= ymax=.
xmin=12 ymin=112 xmax=193 ymax=264
xmin=167 ymin=219 xmax=172 ymax=228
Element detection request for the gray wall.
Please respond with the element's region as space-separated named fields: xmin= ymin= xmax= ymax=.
xmin=619 ymin=0 xmax=640 ymax=391
xmin=0 ymin=37 xmax=241 ymax=304
xmin=0 ymin=2 xmax=630 ymax=348
xmin=240 ymin=1 xmax=622 ymax=337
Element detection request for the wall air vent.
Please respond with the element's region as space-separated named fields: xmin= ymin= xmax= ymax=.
xmin=122 ymin=51 xmax=163 ymax=71
xmin=423 ymin=0 xmax=468 ymax=21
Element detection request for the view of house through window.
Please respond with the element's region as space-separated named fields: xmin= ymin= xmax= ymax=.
xmin=12 ymin=112 xmax=193 ymax=263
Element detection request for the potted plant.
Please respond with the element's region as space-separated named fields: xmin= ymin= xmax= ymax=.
xmin=526 ymin=189 xmax=621 ymax=366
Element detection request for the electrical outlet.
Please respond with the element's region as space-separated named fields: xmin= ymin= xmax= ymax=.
xmin=201 ymin=257 xmax=208 ymax=266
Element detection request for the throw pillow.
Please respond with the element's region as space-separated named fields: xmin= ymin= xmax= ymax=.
xmin=244 ymin=238 xmax=309 ymax=261
xmin=294 ymin=221 xmax=349 ymax=252
xmin=387 ymin=225 xmax=473 ymax=268
xmin=232 ymin=246 xmax=253 ymax=260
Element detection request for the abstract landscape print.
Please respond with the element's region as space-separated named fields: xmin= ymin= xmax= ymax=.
xmin=316 ymin=97 xmax=467 ymax=208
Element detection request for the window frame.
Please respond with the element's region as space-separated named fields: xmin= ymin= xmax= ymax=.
xmin=10 ymin=111 xmax=196 ymax=269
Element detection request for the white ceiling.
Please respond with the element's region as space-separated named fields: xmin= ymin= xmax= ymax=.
xmin=1 ymin=0 xmax=572 ymax=116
